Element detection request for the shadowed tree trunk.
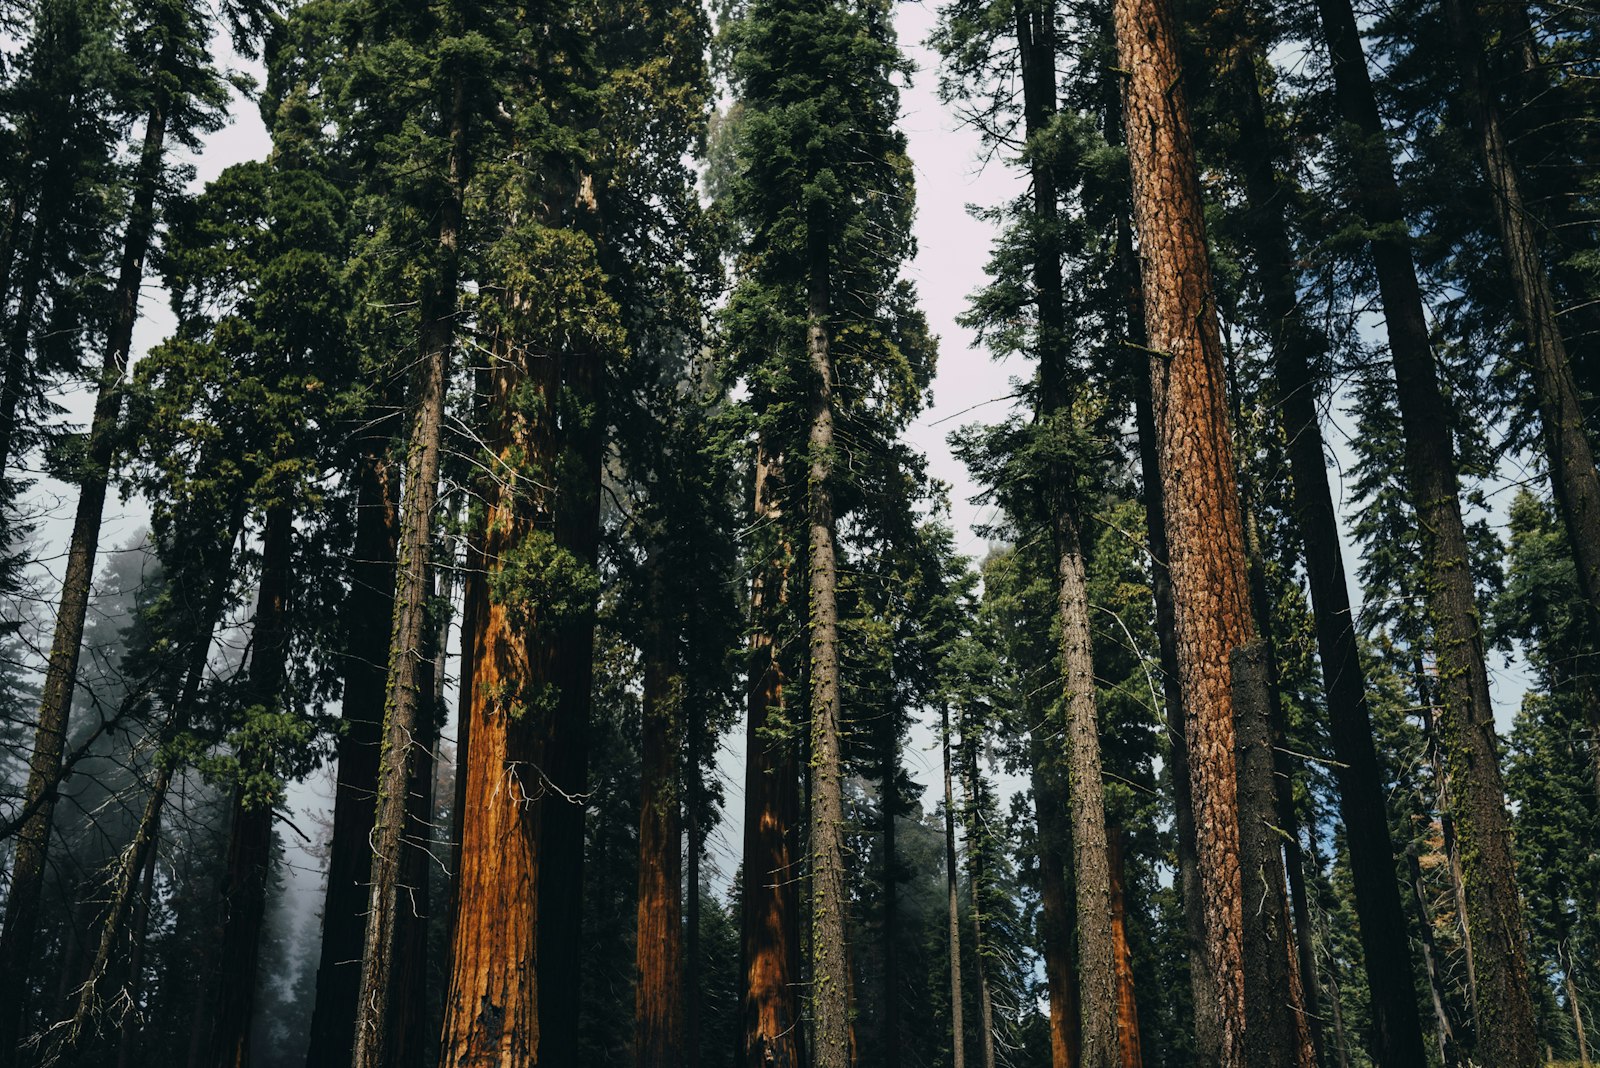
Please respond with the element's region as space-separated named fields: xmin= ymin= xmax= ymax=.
xmin=1030 ymin=726 xmax=1081 ymax=1068
xmin=1232 ymin=643 xmax=1315 ymax=1068
xmin=207 ymin=503 xmax=295 ymax=1068
xmin=942 ymin=701 xmax=966 ymax=1068
xmin=1443 ymin=0 xmax=1600 ymax=643
xmin=739 ymin=446 xmax=803 ymax=1068
xmin=1310 ymin=0 xmax=1540 ymax=1060
xmin=636 ymin=558 xmax=684 ymax=1068
xmin=880 ymin=682 xmax=901 ymax=1068
xmin=305 ymin=448 xmax=399 ymax=1068
xmin=1107 ymin=826 xmax=1143 ymax=1068
xmin=0 ymin=85 xmax=169 ymax=1064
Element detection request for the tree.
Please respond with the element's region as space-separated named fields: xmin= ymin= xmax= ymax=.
xmin=1109 ymin=0 xmax=1311 ymax=1060
xmin=1309 ymin=0 xmax=1541 ymax=1059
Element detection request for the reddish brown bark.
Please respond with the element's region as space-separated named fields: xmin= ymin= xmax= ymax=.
xmin=1107 ymin=827 xmax=1143 ymax=1068
xmin=635 ymin=569 xmax=684 ymax=1068
xmin=1111 ymin=0 xmax=1269 ymax=1057
xmin=739 ymin=447 xmax=803 ymax=1068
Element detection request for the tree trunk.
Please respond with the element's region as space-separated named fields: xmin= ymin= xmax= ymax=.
xmin=635 ymin=560 xmax=684 ymax=1068
xmin=1444 ymin=0 xmax=1600 ymax=642
xmin=1558 ymin=936 xmax=1590 ymax=1067
xmin=1030 ymin=728 xmax=1081 ymax=1068
xmin=351 ymin=72 xmax=460 ymax=1068
xmin=1107 ymin=826 xmax=1143 ymax=1068
xmin=880 ymin=687 xmax=900 ymax=1068
xmin=305 ymin=448 xmax=399 ymax=1068
xmin=1123 ymin=213 xmax=1219 ymax=1068
xmin=739 ymin=446 xmax=803 ymax=1068
xmin=1213 ymin=23 xmax=1430 ymax=1065
xmin=962 ymin=753 xmax=996 ymax=1068
xmin=1311 ymin=1 xmax=1540 ymax=1061
xmin=115 ymin=808 xmax=161 ymax=1068
xmin=1232 ymin=643 xmax=1316 ymax=1068
xmin=1055 ymin=509 xmax=1119 ymax=1068
xmin=1111 ymin=0 xmax=1273 ymax=1058
xmin=206 ymin=502 xmax=294 ymax=1068
xmin=0 ymin=90 xmax=168 ymax=1065
xmin=805 ymin=202 xmax=851 ymax=1068
xmin=942 ymin=703 xmax=966 ymax=1068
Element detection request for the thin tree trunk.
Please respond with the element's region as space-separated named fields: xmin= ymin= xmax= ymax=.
xmin=1232 ymin=643 xmax=1316 ymax=1068
xmin=1444 ymin=0 xmax=1600 ymax=641
xmin=805 ymin=200 xmax=851 ymax=1068
xmin=636 ymin=559 xmax=684 ymax=1068
xmin=1418 ymin=683 xmax=1480 ymax=1033
xmin=1055 ymin=509 xmax=1119 ymax=1068
xmin=305 ymin=449 xmax=399 ymax=1068
xmin=0 ymin=90 xmax=168 ymax=1065
xmin=1111 ymin=0 xmax=1277 ymax=1059
xmin=1030 ymin=728 xmax=1080 ymax=1068
xmin=1212 ymin=22 xmax=1430 ymax=1063
xmin=1406 ymin=847 xmax=1464 ymax=1067
xmin=1107 ymin=826 xmax=1143 ymax=1068
xmin=942 ymin=703 xmax=966 ymax=1068
xmin=962 ymin=751 xmax=996 ymax=1068
xmin=351 ymin=72 xmax=461 ymax=1068
xmin=115 ymin=808 xmax=160 ymax=1068
xmin=880 ymin=687 xmax=900 ymax=1068
xmin=1018 ymin=4 xmax=1119 ymax=1055
xmin=685 ymin=752 xmax=703 ymax=1068
xmin=1558 ymin=937 xmax=1590 ymax=1067
xmin=208 ymin=502 xmax=295 ymax=1068
xmin=739 ymin=446 xmax=802 ymax=1068
xmin=1312 ymin=1 xmax=1540 ymax=1060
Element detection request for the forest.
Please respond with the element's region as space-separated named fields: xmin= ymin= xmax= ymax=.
xmin=0 ymin=0 xmax=1596 ymax=1063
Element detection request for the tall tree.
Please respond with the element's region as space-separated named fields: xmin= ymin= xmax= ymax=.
xmin=0 ymin=0 xmax=234 ymax=1046
xmin=1109 ymin=0 xmax=1310 ymax=1061
xmin=1310 ymin=0 xmax=1541 ymax=1060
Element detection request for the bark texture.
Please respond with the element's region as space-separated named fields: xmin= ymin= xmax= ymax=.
xmin=0 ymin=91 xmax=168 ymax=1064
xmin=1311 ymin=0 xmax=1540 ymax=1060
xmin=739 ymin=448 xmax=802 ymax=1068
xmin=1107 ymin=828 xmax=1143 ymax=1068
xmin=1111 ymin=0 xmax=1263 ymax=1058
xmin=1232 ymin=643 xmax=1315 ymax=1068
xmin=305 ymin=449 xmax=399 ymax=1068
xmin=635 ymin=570 xmax=684 ymax=1068
xmin=1055 ymin=515 xmax=1119 ymax=1068
xmin=351 ymin=79 xmax=459 ymax=1064
xmin=806 ymin=212 xmax=852 ymax=1068
xmin=1124 ymin=207 xmax=1220 ymax=1068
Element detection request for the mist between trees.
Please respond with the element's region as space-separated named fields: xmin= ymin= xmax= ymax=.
xmin=0 ymin=0 xmax=1596 ymax=1066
